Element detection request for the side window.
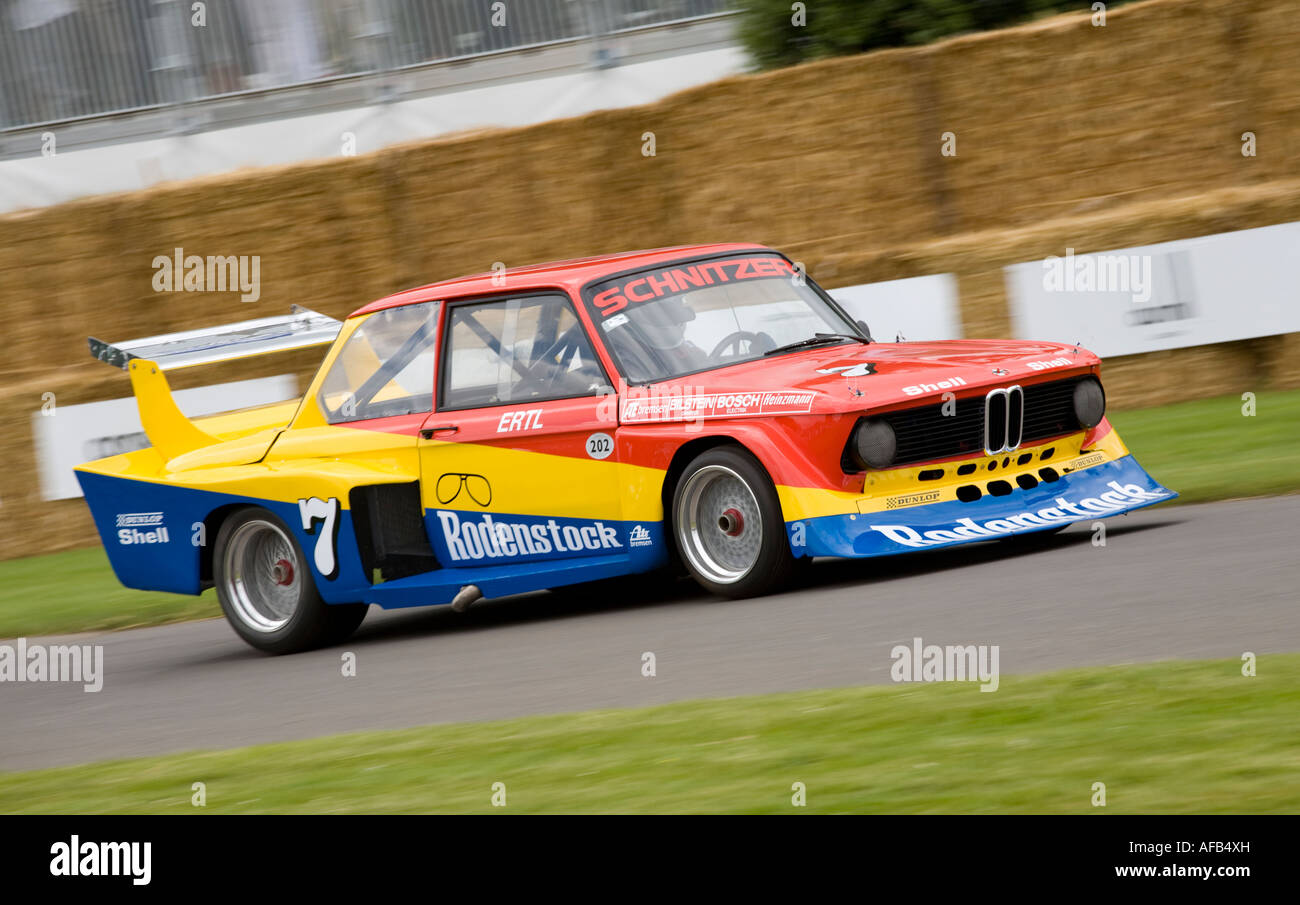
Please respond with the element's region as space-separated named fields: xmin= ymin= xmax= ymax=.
xmin=318 ymin=303 xmax=438 ymax=423
xmin=441 ymin=294 xmax=608 ymax=410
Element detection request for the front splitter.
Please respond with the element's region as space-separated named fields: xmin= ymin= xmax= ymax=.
xmin=792 ymin=454 xmax=1176 ymax=558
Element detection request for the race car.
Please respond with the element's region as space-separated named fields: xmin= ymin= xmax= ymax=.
xmin=77 ymin=243 xmax=1175 ymax=653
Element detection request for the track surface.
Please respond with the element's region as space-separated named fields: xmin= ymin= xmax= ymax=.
xmin=3 ymin=496 xmax=1297 ymax=771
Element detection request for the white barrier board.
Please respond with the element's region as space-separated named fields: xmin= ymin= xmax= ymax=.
xmin=1004 ymin=222 xmax=1300 ymax=357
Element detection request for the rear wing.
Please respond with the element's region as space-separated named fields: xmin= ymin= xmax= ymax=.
xmin=88 ymin=305 xmax=342 ymax=371
xmin=85 ymin=305 xmax=344 ymax=461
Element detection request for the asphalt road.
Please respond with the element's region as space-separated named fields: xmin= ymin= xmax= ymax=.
xmin=3 ymin=496 xmax=1297 ymax=771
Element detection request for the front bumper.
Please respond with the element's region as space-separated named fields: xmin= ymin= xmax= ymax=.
xmin=792 ymin=452 xmax=1176 ymax=558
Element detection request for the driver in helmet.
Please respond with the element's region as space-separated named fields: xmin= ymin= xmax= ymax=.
xmin=634 ymin=296 xmax=710 ymax=374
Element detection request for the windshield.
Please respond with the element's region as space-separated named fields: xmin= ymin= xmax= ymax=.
xmin=583 ymin=254 xmax=859 ymax=383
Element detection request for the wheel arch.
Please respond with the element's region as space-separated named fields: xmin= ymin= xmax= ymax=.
xmin=660 ymin=435 xmax=746 ymax=523
xmin=658 ymin=429 xmax=798 ymax=562
xmin=198 ymin=502 xmax=252 ymax=589
xmin=659 ymin=432 xmax=800 ymax=596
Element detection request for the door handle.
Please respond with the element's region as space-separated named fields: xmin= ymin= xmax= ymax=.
xmin=420 ymin=425 xmax=459 ymax=439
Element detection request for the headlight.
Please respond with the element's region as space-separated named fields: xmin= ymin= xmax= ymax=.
xmin=854 ymin=419 xmax=896 ymax=469
xmin=1073 ymin=378 xmax=1106 ymax=429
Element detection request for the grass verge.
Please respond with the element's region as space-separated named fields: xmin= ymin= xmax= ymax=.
xmin=0 ymin=547 xmax=218 ymax=638
xmin=1 ymin=655 xmax=1296 ymax=814
xmin=3 ymin=388 xmax=1296 ymax=638
xmin=1108 ymin=388 xmax=1300 ymax=503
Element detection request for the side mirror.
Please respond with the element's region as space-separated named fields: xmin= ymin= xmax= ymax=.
xmin=856 ymin=319 xmax=874 ymax=342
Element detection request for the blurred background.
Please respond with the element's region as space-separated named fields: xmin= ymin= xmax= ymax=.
xmin=1 ymin=0 xmax=1298 ymax=562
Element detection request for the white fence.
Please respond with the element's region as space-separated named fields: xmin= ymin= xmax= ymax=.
xmin=0 ymin=0 xmax=733 ymax=132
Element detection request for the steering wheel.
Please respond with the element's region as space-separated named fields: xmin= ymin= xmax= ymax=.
xmin=710 ymin=331 xmax=769 ymax=360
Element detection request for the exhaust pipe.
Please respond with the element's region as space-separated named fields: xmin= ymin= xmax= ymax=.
xmin=450 ymin=584 xmax=482 ymax=613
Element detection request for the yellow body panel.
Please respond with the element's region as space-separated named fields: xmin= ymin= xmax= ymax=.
xmin=776 ymin=428 xmax=1129 ymax=521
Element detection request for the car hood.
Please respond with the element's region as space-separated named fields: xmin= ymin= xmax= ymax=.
xmin=626 ymin=339 xmax=1100 ymax=420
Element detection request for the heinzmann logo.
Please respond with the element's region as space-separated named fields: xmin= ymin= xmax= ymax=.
xmin=50 ymin=836 xmax=150 ymax=886
xmin=0 ymin=639 xmax=104 ymax=692
xmin=152 ymin=246 xmax=261 ymax=302
xmin=891 ymin=637 xmax=1000 ymax=692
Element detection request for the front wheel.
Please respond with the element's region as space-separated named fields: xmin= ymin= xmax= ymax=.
xmin=214 ymin=507 xmax=368 ymax=654
xmin=671 ymin=446 xmax=797 ymax=598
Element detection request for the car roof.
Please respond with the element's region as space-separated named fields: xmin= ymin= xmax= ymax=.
xmin=349 ymin=242 xmax=773 ymax=317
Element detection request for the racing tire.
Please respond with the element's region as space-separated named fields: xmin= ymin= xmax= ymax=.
xmin=214 ymin=507 xmax=368 ymax=654
xmin=671 ymin=446 xmax=797 ymax=598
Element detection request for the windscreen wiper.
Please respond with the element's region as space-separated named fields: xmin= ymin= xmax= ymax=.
xmin=763 ymin=332 xmax=871 ymax=357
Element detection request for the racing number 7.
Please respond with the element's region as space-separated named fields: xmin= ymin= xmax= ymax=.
xmin=298 ymin=496 xmax=340 ymax=580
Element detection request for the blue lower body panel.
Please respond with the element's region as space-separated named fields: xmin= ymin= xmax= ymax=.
xmin=364 ymin=552 xmax=645 ymax=608
xmin=75 ymin=470 xmax=374 ymax=602
xmin=792 ymin=454 xmax=1176 ymax=558
xmin=75 ymin=469 xmax=669 ymax=607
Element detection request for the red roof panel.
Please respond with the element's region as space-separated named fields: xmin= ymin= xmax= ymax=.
xmin=348 ymin=243 xmax=771 ymax=317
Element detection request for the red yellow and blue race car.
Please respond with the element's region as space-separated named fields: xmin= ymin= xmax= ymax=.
xmin=77 ymin=243 xmax=1175 ymax=652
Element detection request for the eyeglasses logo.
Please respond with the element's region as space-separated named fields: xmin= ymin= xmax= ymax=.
xmin=436 ymin=473 xmax=492 ymax=507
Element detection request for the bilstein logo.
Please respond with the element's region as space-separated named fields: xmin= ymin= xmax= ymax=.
xmin=870 ymin=482 xmax=1168 ymax=548
xmin=437 ymin=512 xmax=622 ymax=562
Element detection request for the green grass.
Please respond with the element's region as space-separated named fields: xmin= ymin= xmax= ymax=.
xmin=0 ymin=547 xmax=218 ymax=638
xmin=3 ymin=389 xmax=1296 ymax=640
xmin=1109 ymin=388 xmax=1300 ymax=504
xmin=2 ymin=655 xmax=1297 ymax=814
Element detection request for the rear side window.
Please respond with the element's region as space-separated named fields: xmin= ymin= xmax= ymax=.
xmin=318 ymin=303 xmax=438 ymax=423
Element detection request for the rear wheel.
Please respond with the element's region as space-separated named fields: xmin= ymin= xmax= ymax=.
xmin=214 ymin=507 xmax=367 ymax=654
xmin=671 ymin=447 xmax=797 ymax=598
